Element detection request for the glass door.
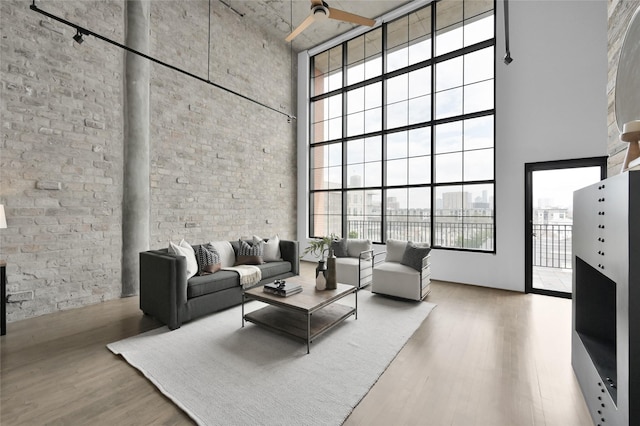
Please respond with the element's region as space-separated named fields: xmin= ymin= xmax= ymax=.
xmin=524 ymin=158 xmax=606 ymax=298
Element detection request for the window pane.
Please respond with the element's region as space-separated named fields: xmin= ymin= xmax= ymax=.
xmin=387 ymin=16 xmax=408 ymax=49
xmin=347 ymin=60 xmax=365 ymax=85
xmin=347 ymin=112 xmax=364 ymax=137
xmin=387 ymin=158 xmax=408 ymax=186
xmin=312 ymin=191 xmax=342 ymax=237
xmin=347 ymin=189 xmax=381 ymax=241
xmin=435 ymin=87 xmax=463 ymax=119
xmin=435 ymin=121 xmax=462 ymax=154
xmin=464 ymin=12 xmax=494 ymax=47
xmin=463 ymin=80 xmax=494 ymax=114
xmin=464 ymin=148 xmax=494 ymax=181
xmin=387 ymin=131 xmax=408 ymax=160
xmin=409 ymin=127 xmax=431 ymax=157
xmin=347 ymin=164 xmax=364 ymax=187
xmin=365 ymin=82 xmax=383 ymax=109
xmin=364 ymin=108 xmax=382 ymax=133
xmin=464 ymin=47 xmax=494 ymax=84
xmin=435 ymin=152 xmax=463 ymax=182
xmin=346 ymin=138 xmax=364 ymax=164
xmin=386 ymin=188 xmax=431 ymax=241
xmin=364 ymin=162 xmax=382 ymax=187
xmin=409 ymin=156 xmax=431 ymax=184
xmin=436 ymin=0 xmax=463 ymax=56
xmin=409 ymin=67 xmax=431 ymax=97
xmin=387 ymin=74 xmax=409 ymax=104
xmin=436 ymin=57 xmax=463 ymax=91
xmin=464 ymin=116 xmax=493 ymax=150
xmin=365 ymin=136 xmax=382 ymax=162
xmin=387 ymin=101 xmax=408 ymax=129
xmin=461 ymin=183 xmax=494 ymax=250
xmin=409 ymin=37 xmax=431 ymax=64
xmin=408 ymin=95 xmax=431 ymax=125
xmin=347 ymin=87 xmax=364 ymax=114
xmin=328 ymin=117 xmax=342 ymax=140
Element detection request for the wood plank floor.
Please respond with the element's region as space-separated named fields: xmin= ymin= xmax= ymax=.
xmin=1 ymin=262 xmax=592 ymax=425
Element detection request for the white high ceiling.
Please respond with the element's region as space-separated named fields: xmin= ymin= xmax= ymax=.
xmin=227 ymin=0 xmax=412 ymax=51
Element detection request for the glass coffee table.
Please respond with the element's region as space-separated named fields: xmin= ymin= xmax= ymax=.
xmin=242 ymin=278 xmax=357 ymax=354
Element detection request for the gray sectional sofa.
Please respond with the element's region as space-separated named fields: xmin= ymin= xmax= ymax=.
xmin=140 ymin=239 xmax=299 ymax=330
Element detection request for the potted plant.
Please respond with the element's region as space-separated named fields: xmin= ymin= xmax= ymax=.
xmin=301 ymin=234 xmax=334 ymax=261
xmin=302 ymin=234 xmax=336 ymax=290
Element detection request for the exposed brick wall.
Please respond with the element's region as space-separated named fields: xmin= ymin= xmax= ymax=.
xmin=607 ymin=0 xmax=639 ymax=176
xmin=0 ymin=0 xmax=296 ymax=322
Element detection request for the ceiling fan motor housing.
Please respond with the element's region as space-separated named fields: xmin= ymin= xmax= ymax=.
xmin=312 ymin=3 xmax=330 ymax=20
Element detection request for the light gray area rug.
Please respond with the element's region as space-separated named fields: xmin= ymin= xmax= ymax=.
xmin=108 ymin=290 xmax=435 ymax=426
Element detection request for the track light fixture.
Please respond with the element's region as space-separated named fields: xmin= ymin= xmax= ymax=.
xmin=73 ymin=29 xmax=84 ymax=44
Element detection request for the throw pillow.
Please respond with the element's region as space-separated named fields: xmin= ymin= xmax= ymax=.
xmin=347 ymin=239 xmax=372 ymax=258
xmin=209 ymin=240 xmax=235 ymax=268
xmin=401 ymin=241 xmax=431 ymax=272
xmin=385 ymin=239 xmax=407 ymax=263
xmin=330 ymin=237 xmax=348 ymax=257
xmin=196 ymin=243 xmax=222 ymax=275
xmin=253 ymin=234 xmax=281 ymax=262
xmin=168 ymin=239 xmax=198 ymax=279
xmin=235 ymin=239 xmax=264 ymax=265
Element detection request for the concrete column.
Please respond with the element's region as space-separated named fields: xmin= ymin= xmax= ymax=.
xmin=122 ymin=0 xmax=150 ymax=297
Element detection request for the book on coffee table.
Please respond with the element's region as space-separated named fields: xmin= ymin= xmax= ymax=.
xmin=263 ymin=282 xmax=302 ymax=297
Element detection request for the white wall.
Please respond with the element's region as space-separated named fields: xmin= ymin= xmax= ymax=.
xmin=297 ymin=0 xmax=608 ymax=290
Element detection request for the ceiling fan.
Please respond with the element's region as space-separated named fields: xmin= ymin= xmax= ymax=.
xmin=286 ymin=0 xmax=376 ymax=42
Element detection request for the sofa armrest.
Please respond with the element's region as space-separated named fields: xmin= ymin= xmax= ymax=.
xmin=279 ymin=240 xmax=299 ymax=276
xmin=139 ymin=250 xmax=187 ymax=330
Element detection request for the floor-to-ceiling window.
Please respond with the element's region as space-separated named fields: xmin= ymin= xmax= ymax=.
xmin=309 ymin=0 xmax=495 ymax=251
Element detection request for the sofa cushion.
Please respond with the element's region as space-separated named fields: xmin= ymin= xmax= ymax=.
xmin=331 ymin=238 xmax=348 ymax=257
xmin=187 ymin=270 xmax=239 ymax=299
xmin=235 ymin=239 xmax=264 ymax=265
xmin=168 ymin=239 xmax=198 ymax=279
xmin=401 ymin=242 xmax=431 ymax=272
xmin=196 ymin=243 xmax=222 ymax=275
xmin=256 ymin=260 xmax=292 ymax=280
xmin=210 ymin=241 xmax=236 ymax=268
xmin=347 ymin=239 xmax=372 ymax=258
xmin=253 ymin=235 xmax=282 ymax=262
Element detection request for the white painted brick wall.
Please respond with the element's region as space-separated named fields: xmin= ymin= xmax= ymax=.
xmin=0 ymin=0 xmax=296 ymax=322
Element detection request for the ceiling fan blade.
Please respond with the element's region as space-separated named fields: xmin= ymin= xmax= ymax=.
xmin=285 ymin=14 xmax=316 ymax=42
xmin=327 ymin=7 xmax=375 ymax=27
xmin=310 ymin=0 xmax=324 ymax=6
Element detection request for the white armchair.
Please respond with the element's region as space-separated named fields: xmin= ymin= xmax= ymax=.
xmin=331 ymin=238 xmax=374 ymax=289
xmin=371 ymin=239 xmax=431 ymax=301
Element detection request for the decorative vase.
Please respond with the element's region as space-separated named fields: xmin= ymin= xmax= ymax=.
xmin=315 ymin=260 xmax=327 ymax=290
xmin=326 ymin=249 xmax=337 ymax=290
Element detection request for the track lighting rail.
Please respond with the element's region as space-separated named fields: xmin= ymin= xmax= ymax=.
xmin=29 ymin=1 xmax=295 ymax=120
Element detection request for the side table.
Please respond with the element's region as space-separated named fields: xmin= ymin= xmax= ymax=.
xmin=1 ymin=260 xmax=6 ymax=335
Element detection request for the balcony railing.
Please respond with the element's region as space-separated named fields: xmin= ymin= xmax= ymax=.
xmin=532 ymin=224 xmax=572 ymax=269
xmin=346 ymin=220 xmax=494 ymax=250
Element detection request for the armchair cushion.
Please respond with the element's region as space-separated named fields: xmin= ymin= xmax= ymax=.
xmin=385 ymin=239 xmax=407 ymax=263
xmin=330 ymin=238 xmax=348 ymax=257
xmin=347 ymin=239 xmax=372 ymax=258
xmin=401 ymin=242 xmax=431 ymax=272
